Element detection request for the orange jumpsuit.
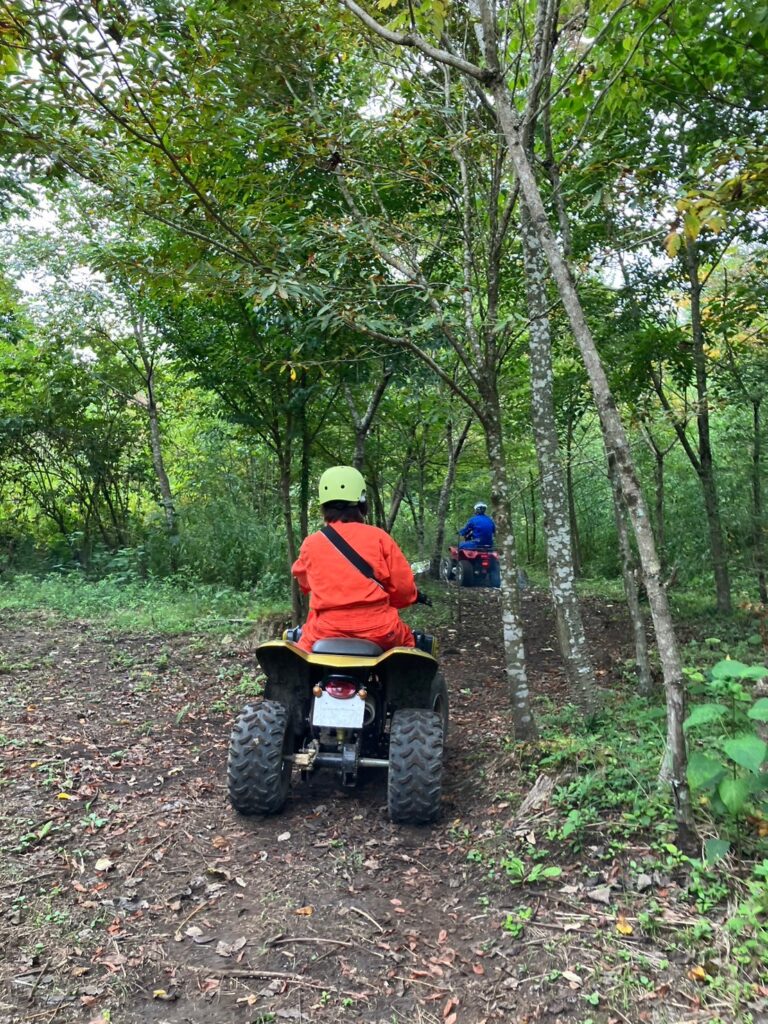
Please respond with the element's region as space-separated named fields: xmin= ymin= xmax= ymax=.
xmin=291 ymin=521 xmax=417 ymax=653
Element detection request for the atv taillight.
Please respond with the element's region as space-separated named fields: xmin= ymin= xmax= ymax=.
xmin=325 ymin=679 xmax=358 ymax=700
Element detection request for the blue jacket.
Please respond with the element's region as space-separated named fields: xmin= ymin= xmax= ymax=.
xmin=459 ymin=513 xmax=496 ymax=546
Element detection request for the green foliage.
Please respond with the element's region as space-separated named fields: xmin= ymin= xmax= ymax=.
xmin=0 ymin=572 xmax=279 ymax=634
xmin=684 ymin=658 xmax=768 ymax=844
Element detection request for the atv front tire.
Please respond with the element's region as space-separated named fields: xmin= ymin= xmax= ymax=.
xmin=228 ymin=700 xmax=292 ymax=815
xmin=388 ymin=709 xmax=443 ymax=824
xmin=459 ymin=559 xmax=474 ymax=587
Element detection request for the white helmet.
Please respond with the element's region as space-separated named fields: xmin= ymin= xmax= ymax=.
xmin=474 ymin=502 xmax=487 ymax=513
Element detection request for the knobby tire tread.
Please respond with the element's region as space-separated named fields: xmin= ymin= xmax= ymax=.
xmin=388 ymin=709 xmax=443 ymax=824
xmin=228 ymin=700 xmax=291 ymax=816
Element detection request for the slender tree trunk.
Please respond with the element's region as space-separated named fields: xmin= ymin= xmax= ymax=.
xmin=564 ymin=416 xmax=582 ymax=577
xmin=640 ymin=424 xmax=668 ymax=556
xmin=752 ymin=398 xmax=767 ymax=605
xmin=145 ymin=380 xmax=178 ymax=567
xmin=520 ymin=203 xmax=595 ymax=712
xmin=277 ymin=445 xmax=302 ymax=625
xmin=344 ymin=367 xmax=392 ymax=471
xmin=685 ymin=241 xmax=731 ymax=613
xmin=430 ymin=418 xmax=471 ymax=578
xmin=607 ymin=453 xmax=653 ymax=695
xmin=136 ymin=332 xmax=178 ymax=562
xmin=481 ymin=394 xmax=536 ymax=740
xmin=491 ymin=83 xmax=693 ymax=835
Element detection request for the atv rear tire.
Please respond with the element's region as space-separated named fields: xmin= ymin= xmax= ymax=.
xmin=388 ymin=709 xmax=443 ymax=824
xmin=228 ymin=700 xmax=292 ymax=815
xmin=489 ymin=561 xmax=501 ymax=588
xmin=459 ymin=559 xmax=474 ymax=587
xmin=430 ymin=671 xmax=449 ymax=740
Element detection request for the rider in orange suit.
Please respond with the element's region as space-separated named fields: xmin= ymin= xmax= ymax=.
xmin=291 ymin=466 xmax=418 ymax=653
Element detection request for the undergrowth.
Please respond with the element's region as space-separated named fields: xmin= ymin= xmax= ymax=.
xmin=0 ymin=572 xmax=289 ymax=633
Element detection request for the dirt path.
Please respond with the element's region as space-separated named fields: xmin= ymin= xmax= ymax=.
xmin=0 ymin=589 xmax=754 ymax=1024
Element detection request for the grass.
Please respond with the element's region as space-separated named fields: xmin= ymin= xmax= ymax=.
xmin=0 ymin=571 xmax=290 ymax=634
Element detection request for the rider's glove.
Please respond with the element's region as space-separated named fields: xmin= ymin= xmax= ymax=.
xmin=416 ymin=590 xmax=432 ymax=607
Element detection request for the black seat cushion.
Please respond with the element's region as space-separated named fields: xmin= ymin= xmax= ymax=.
xmin=311 ymin=638 xmax=384 ymax=657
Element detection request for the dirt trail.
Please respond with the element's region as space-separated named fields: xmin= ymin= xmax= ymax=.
xmin=0 ymin=588 xmax=749 ymax=1024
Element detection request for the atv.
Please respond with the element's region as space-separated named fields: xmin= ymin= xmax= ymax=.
xmin=227 ymin=636 xmax=448 ymax=824
xmin=442 ymin=542 xmax=501 ymax=588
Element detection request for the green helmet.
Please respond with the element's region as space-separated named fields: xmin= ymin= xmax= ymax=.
xmin=318 ymin=465 xmax=366 ymax=505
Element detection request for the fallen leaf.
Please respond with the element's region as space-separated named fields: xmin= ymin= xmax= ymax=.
xmin=215 ymin=936 xmax=247 ymax=957
xmin=688 ymin=965 xmax=708 ymax=984
xmin=472 ymin=963 xmax=485 ymax=975
xmin=438 ymin=929 xmax=448 ymax=944
xmin=277 ymin=831 xmax=291 ymax=842
xmin=200 ymin=978 xmax=221 ymax=994
xmin=211 ymin=835 xmax=230 ymax=849
xmin=616 ymin=915 xmax=633 ymax=936
xmin=443 ymin=996 xmax=459 ymax=1018
xmin=294 ymin=905 xmax=314 ymax=916
xmin=94 ymin=857 xmax=113 ymax=873
xmin=445 ymin=1015 xmax=457 ymax=1024
xmin=562 ymin=970 xmax=582 ymax=987
xmin=586 ymin=885 xmax=612 ymax=905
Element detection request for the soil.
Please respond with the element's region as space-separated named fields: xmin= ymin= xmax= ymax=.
xmin=0 ymin=586 xmax=759 ymax=1024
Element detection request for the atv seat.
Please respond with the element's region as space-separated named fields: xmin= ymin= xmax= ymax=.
xmin=311 ymin=638 xmax=384 ymax=657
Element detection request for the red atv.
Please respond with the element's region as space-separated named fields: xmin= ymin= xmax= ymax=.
xmin=442 ymin=542 xmax=501 ymax=588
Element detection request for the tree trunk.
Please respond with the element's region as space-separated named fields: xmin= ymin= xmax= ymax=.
xmin=752 ymin=398 xmax=767 ymax=605
xmin=607 ymin=453 xmax=652 ymax=696
xmin=430 ymin=418 xmax=471 ymax=578
xmin=685 ymin=241 xmax=731 ymax=613
xmin=491 ymin=82 xmax=693 ymax=835
xmin=344 ymin=367 xmax=392 ymax=471
xmin=481 ymin=394 xmax=536 ymax=740
xmin=564 ymin=416 xmax=581 ymax=576
xmin=640 ymin=424 xmax=668 ymax=556
xmin=277 ymin=445 xmax=302 ymax=625
xmin=145 ymin=378 xmax=179 ymax=566
xmin=520 ymin=202 xmax=595 ymax=713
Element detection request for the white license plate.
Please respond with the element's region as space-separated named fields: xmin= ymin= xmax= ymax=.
xmin=312 ymin=691 xmax=365 ymax=729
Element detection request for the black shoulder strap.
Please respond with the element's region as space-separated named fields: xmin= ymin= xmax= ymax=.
xmin=321 ymin=525 xmax=386 ymax=590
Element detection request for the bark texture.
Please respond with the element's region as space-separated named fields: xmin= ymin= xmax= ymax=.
xmin=520 ymin=204 xmax=595 ymax=713
xmin=607 ymin=453 xmax=652 ymax=696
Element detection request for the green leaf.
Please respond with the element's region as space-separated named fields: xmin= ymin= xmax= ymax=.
xmin=711 ymin=659 xmax=768 ymax=680
xmin=718 ymin=776 xmax=750 ymax=814
xmin=747 ymin=698 xmax=768 ymax=722
xmin=687 ymin=751 xmax=725 ymax=790
xmin=703 ymin=838 xmax=731 ymax=864
xmin=723 ymin=734 xmax=768 ymax=774
xmin=683 ymin=703 xmax=729 ymax=730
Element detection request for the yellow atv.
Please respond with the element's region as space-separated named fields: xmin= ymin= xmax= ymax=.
xmin=227 ymin=636 xmax=448 ymax=824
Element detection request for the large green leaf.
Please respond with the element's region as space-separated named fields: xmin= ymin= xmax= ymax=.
xmin=711 ymin=660 xmax=768 ymax=680
xmin=723 ymin=734 xmax=768 ymax=774
xmin=703 ymin=838 xmax=731 ymax=864
xmin=687 ymin=751 xmax=725 ymax=790
xmin=747 ymin=698 xmax=768 ymax=722
xmin=683 ymin=703 xmax=729 ymax=731
xmin=718 ymin=776 xmax=751 ymax=814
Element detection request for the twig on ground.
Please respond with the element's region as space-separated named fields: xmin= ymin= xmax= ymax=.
xmin=172 ymin=899 xmax=213 ymax=939
xmin=26 ymin=961 xmax=51 ymax=1004
xmin=350 ymin=905 xmax=385 ymax=933
xmin=128 ymin=835 xmax=171 ymax=878
xmin=266 ymin=936 xmax=354 ymax=950
xmin=180 ymin=964 xmax=370 ymax=1000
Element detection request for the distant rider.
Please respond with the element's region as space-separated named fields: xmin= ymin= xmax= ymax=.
xmin=459 ymin=502 xmax=496 ymax=550
xmin=291 ymin=466 xmax=429 ymax=653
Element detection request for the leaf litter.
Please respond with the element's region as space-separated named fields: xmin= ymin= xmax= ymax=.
xmin=0 ymin=598 xmax=760 ymax=1023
